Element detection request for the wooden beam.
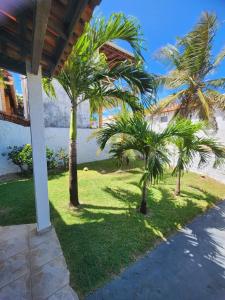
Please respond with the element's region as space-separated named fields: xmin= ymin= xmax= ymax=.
xmin=31 ymin=0 xmax=51 ymax=74
xmin=51 ymin=0 xmax=89 ymax=75
xmin=0 ymin=30 xmax=55 ymax=69
xmin=0 ymin=54 xmax=26 ymax=74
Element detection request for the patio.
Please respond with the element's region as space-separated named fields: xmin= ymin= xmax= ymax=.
xmin=0 ymin=224 xmax=78 ymax=299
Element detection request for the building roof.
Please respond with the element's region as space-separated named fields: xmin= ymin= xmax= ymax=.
xmin=100 ymin=42 xmax=134 ymax=66
xmin=0 ymin=0 xmax=101 ymax=77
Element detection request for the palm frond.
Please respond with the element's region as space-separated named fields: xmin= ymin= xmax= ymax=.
xmin=140 ymin=147 xmax=170 ymax=186
xmin=205 ymin=78 xmax=225 ymax=89
xmin=104 ymin=61 xmax=156 ymax=96
xmin=42 ymin=78 xmax=56 ymax=99
xmin=155 ymin=44 xmax=181 ymax=69
xmin=171 ymin=119 xmax=225 ymax=174
xmin=205 ymin=89 xmax=225 ymax=109
xmin=197 ymin=88 xmax=210 ymax=120
xmin=75 ymin=13 xmax=144 ymax=60
xmin=90 ymin=13 xmax=144 ymax=58
xmin=214 ymin=47 xmax=225 ymax=67
xmin=96 ymin=115 xmax=149 ymax=150
xmin=148 ymin=90 xmax=185 ymax=115
xmin=159 ymin=70 xmax=189 ymax=89
xmin=178 ymin=12 xmax=217 ymax=76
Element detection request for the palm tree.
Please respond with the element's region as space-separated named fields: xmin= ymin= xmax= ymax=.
xmin=44 ymin=13 xmax=155 ymax=207
xmin=90 ymin=96 xmax=115 ymax=128
xmin=171 ymin=119 xmax=225 ymax=195
xmin=152 ymin=12 xmax=225 ymax=125
xmin=97 ymin=116 xmax=192 ymax=214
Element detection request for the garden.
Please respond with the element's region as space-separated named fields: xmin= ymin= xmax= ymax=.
xmin=1 ymin=7 xmax=225 ymax=300
xmin=1 ymin=159 xmax=225 ymax=297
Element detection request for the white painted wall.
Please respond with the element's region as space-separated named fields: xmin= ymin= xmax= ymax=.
xmin=42 ymin=80 xmax=91 ymax=128
xmin=1 ymin=109 xmax=225 ymax=183
xmin=147 ymin=109 xmax=225 ymax=184
xmin=0 ymin=120 xmax=109 ymax=176
xmin=21 ymin=79 xmax=91 ymax=128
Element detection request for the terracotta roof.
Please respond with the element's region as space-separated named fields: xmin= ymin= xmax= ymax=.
xmin=0 ymin=111 xmax=30 ymax=126
xmin=100 ymin=42 xmax=134 ymax=66
xmin=160 ymin=103 xmax=180 ymax=113
xmin=0 ymin=0 xmax=101 ymax=77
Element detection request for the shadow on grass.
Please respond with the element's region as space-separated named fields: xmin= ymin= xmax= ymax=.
xmin=1 ymin=172 xmax=225 ymax=299
xmin=50 ymin=182 xmax=225 ymax=297
xmin=85 ymin=201 xmax=225 ymax=300
xmin=77 ymin=159 xmax=144 ymax=175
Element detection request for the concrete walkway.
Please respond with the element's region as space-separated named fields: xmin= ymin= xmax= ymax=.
xmin=86 ymin=201 xmax=225 ymax=300
xmin=0 ymin=224 xmax=78 ymax=300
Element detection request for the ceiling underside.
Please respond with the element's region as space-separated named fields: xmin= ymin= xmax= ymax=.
xmin=0 ymin=0 xmax=101 ymax=77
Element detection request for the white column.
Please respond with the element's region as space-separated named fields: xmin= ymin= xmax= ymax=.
xmin=26 ymin=63 xmax=51 ymax=233
xmin=20 ymin=75 xmax=29 ymax=119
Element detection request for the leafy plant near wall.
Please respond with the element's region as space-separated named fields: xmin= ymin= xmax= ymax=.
xmin=3 ymin=144 xmax=68 ymax=174
xmin=56 ymin=148 xmax=69 ymax=169
xmin=97 ymin=116 xmax=225 ymax=214
xmin=171 ymin=119 xmax=225 ymax=196
xmin=97 ymin=116 xmax=194 ymax=214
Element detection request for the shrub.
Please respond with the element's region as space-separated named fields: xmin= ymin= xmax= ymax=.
xmin=46 ymin=147 xmax=57 ymax=170
xmin=56 ymin=148 xmax=69 ymax=169
xmin=3 ymin=144 xmax=62 ymax=174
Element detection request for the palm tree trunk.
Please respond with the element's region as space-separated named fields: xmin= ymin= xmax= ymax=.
xmin=175 ymin=169 xmax=181 ymax=196
xmin=98 ymin=105 xmax=103 ymax=128
xmin=140 ymin=157 xmax=148 ymax=214
xmin=140 ymin=180 xmax=148 ymax=214
xmin=69 ymin=103 xmax=80 ymax=207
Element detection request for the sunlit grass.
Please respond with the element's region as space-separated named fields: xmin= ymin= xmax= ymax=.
xmin=1 ymin=159 xmax=225 ymax=298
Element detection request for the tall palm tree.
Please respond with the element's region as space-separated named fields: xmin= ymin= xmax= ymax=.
xmin=44 ymin=13 xmax=155 ymax=207
xmin=97 ymin=116 xmax=192 ymax=214
xmin=171 ymin=119 xmax=225 ymax=195
xmin=151 ymin=12 xmax=225 ymax=124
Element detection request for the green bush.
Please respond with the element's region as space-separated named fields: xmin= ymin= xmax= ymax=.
xmin=3 ymin=144 xmax=65 ymax=174
xmin=56 ymin=148 xmax=69 ymax=169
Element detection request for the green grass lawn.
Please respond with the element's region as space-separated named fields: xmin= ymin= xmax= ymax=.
xmin=1 ymin=159 xmax=225 ymax=298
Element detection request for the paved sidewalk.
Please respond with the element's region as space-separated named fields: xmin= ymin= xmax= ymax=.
xmin=0 ymin=224 xmax=78 ymax=300
xmin=86 ymin=201 xmax=225 ymax=300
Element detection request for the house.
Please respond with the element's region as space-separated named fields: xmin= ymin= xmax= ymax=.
xmin=0 ymin=70 xmax=30 ymax=126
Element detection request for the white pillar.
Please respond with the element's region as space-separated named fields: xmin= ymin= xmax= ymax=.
xmin=21 ymin=75 xmax=29 ymax=119
xmin=26 ymin=63 xmax=51 ymax=233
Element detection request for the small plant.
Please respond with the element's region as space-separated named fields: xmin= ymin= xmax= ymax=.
xmin=3 ymin=144 xmax=59 ymax=174
xmin=3 ymin=145 xmax=25 ymax=172
xmin=56 ymin=148 xmax=69 ymax=169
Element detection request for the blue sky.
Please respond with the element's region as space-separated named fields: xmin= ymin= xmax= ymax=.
xmin=13 ymin=0 xmax=225 ymax=102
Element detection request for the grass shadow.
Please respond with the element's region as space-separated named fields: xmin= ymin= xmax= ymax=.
xmin=1 ymin=161 xmax=225 ymax=299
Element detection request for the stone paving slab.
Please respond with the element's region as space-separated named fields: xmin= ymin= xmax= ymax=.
xmin=48 ymin=286 xmax=79 ymax=300
xmin=86 ymin=201 xmax=225 ymax=300
xmin=0 ymin=273 xmax=31 ymax=300
xmin=0 ymin=224 xmax=78 ymax=300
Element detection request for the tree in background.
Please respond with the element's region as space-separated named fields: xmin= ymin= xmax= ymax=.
xmin=97 ymin=116 xmax=192 ymax=214
xmin=44 ymin=13 xmax=155 ymax=208
xmin=151 ymin=13 xmax=225 ymax=126
xmin=171 ymin=119 xmax=225 ymax=195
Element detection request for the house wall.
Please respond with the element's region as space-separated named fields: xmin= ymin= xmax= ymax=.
xmin=0 ymin=120 xmax=109 ymax=176
xmin=22 ymin=79 xmax=91 ymax=128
